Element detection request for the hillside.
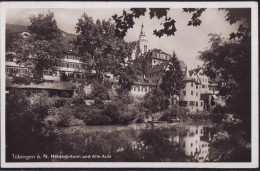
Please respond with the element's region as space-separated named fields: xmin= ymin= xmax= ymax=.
xmin=6 ymin=23 xmax=77 ymax=51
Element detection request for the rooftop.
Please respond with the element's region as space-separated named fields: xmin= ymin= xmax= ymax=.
xmin=147 ymin=61 xmax=169 ymax=74
xmin=133 ymin=75 xmax=156 ymax=86
xmin=6 ymin=78 xmax=77 ymax=90
xmin=188 ymin=67 xmax=202 ymax=76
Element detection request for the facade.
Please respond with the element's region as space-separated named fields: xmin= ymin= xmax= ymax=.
xmin=179 ymin=67 xmax=224 ymax=112
xmin=179 ymin=71 xmax=204 ymax=112
xmin=5 ymin=28 xmax=95 ymax=82
xmin=5 ymin=52 xmax=31 ymax=77
xmin=130 ymin=75 xmax=156 ymax=98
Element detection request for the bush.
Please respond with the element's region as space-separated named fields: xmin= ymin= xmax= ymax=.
xmin=211 ymin=105 xmax=227 ymax=123
xmin=73 ymin=104 xmax=112 ymax=125
xmin=53 ymin=97 xmax=69 ymax=108
xmin=56 ymin=108 xmax=73 ymax=127
xmin=28 ymin=91 xmax=56 ymax=130
xmin=118 ymin=105 xmax=139 ymax=124
xmin=159 ymin=105 xmax=189 ymax=121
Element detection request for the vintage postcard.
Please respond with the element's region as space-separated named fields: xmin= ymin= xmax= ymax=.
xmin=0 ymin=1 xmax=258 ymax=169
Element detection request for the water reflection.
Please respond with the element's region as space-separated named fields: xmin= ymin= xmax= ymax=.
xmin=51 ymin=123 xmax=212 ymax=162
xmin=179 ymin=125 xmax=209 ymax=162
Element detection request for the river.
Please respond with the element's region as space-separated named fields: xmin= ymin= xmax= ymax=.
xmin=45 ymin=122 xmax=223 ymax=162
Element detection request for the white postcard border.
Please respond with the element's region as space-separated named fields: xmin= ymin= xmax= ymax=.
xmin=0 ymin=1 xmax=258 ymax=168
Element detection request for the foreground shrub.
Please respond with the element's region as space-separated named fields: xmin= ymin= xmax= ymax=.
xmin=6 ymin=89 xmax=56 ymax=160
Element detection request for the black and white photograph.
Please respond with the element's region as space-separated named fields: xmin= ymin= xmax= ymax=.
xmin=0 ymin=1 xmax=258 ymax=169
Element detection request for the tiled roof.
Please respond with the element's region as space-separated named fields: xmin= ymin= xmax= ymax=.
xmin=133 ymin=75 xmax=156 ymax=86
xmin=6 ymin=61 xmax=19 ymax=67
xmin=147 ymin=61 xmax=169 ymax=74
xmin=150 ymin=48 xmax=170 ymax=55
xmin=188 ymin=67 xmax=201 ymax=76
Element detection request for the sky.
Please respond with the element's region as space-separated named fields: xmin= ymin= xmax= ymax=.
xmin=6 ymin=8 xmax=240 ymax=69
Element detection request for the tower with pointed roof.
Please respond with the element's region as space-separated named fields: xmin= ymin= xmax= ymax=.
xmin=137 ymin=22 xmax=148 ymax=56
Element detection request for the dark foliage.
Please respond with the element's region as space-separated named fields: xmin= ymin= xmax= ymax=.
xmin=160 ymin=51 xmax=183 ymax=97
xmin=143 ymin=89 xmax=170 ymax=114
xmin=6 ymin=90 xmax=56 ymax=161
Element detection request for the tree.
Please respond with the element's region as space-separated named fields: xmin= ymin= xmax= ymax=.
xmin=198 ymin=33 xmax=251 ymax=138
xmin=112 ymin=8 xmax=250 ymax=40
xmin=143 ymin=89 xmax=169 ymax=114
xmin=6 ymin=90 xmax=55 ymax=161
xmin=160 ymin=51 xmax=183 ymax=98
xmin=74 ymin=13 xmax=140 ymax=88
xmin=9 ymin=11 xmax=63 ymax=80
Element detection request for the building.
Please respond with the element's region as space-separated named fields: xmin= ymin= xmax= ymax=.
xmin=5 ymin=24 xmax=96 ymax=82
xmin=129 ymin=23 xmax=187 ymax=98
xmin=130 ymin=23 xmax=148 ymax=61
xmin=145 ymin=60 xmax=170 ymax=85
xmin=130 ymin=75 xmax=156 ymax=98
xmin=179 ymin=66 xmax=225 ymax=112
xmin=179 ymin=70 xmax=204 ymax=112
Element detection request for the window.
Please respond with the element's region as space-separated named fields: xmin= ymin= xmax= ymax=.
xmin=191 ymin=91 xmax=193 ymax=95
xmin=196 ymin=92 xmax=198 ymax=96
xmin=191 ymin=143 xmax=193 ymax=147
xmin=196 ymin=101 xmax=198 ymax=106
xmin=138 ymin=86 xmax=140 ymax=91
xmin=68 ymin=73 xmax=74 ymax=78
xmin=191 ymin=83 xmax=193 ymax=87
xmin=196 ymin=85 xmax=198 ymax=89
xmin=189 ymin=101 xmax=195 ymax=106
xmin=183 ymin=91 xmax=186 ymax=96
xmin=62 ymin=62 xmax=67 ymax=67
xmin=201 ymin=102 xmax=203 ymax=106
xmin=183 ymin=142 xmax=185 ymax=147
xmin=181 ymin=101 xmax=187 ymax=107
xmin=134 ymin=86 xmax=136 ymax=91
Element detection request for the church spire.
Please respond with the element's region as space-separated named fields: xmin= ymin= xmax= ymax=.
xmin=140 ymin=22 xmax=144 ymax=35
